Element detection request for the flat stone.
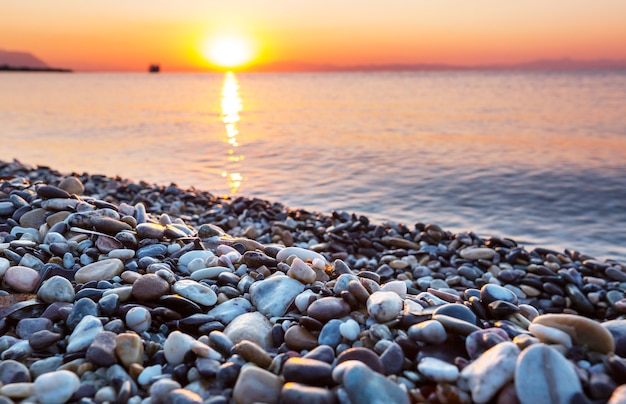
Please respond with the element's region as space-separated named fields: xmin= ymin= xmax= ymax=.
xmin=515 ymin=343 xmax=583 ymax=404
xmin=207 ymin=297 xmax=252 ymax=324
xmin=480 ymin=284 xmax=518 ymax=306
xmin=172 ymin=279 xmax=218 ymax=307
xmin=67 ymin=315 xmax=103 ymax=352
xmin=249 ymin=275 xmax=305 ymax=317
xmin=233 ymin=365 xmax=283 ymax=404
xmin=37 ymin=275 xmax=75 ymax=303
xmin=283 ymin=357 xmax=333 ymax=386
xmin=34 ymin=370 xmax=81 ymax=404
xmin=66 ymin=297 xmax=99 ymax=330
xmin=380 ymin=342 xmax=405 ymax=375
xmin=307 ymin=297 xmax=351 ymax=322
xmin=341 ymin=360 xmax=410 ymax=404
xmin=90 ymin=216 xmax=132 ymax=234
xmin=16 ymin=317 xmax=52 ymax=339
xmin=418 ymin=356 xmax=460 ymax=382
xmin=281 ymin=383 xmax=335 ymax=404
xmin=3 ymin=266 xmax=41 ymax=293
xmin=336 ymin=347 xmax=385 ymax=374
xmin=223 ymin=311 xmax=273 ymax=349
xmin=458 ymin=341 xmax=520 ymax=404
xmin=74 ymin=258 xmax=124 ymax=283
xmin=29 ymin=329 xmax=63 ymax=351
xmin=408 ymin=319 xmax=448 ymax=344
xmin=132 ymin=273 xmax=170 ymax=301
xmin=460 ymin=247 xmax=496 ymax=261
xmin=177 ymin=250 xmax=215 ymax=269
xmin=367 ymin=291 xmax=403 ymax=322
xmin=136 ymin=222 xmax=165 ymax=239
xmin=233 ymin=340 xmax=273 ymax=368
xmin=19 ymin=208 xmax=47 ymax=229
xmin=533 ymin=313 xmax=615 ymax=354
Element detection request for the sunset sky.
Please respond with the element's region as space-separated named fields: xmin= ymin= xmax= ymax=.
xmin=2 ymin=0 xmax=626 ymax=72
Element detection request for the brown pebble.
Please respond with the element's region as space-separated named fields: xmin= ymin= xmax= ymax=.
xmin=284 ymin=326 xmax=318 ymax=351
xmin=131 ymin=274 xmax=170 ymax=301
xmin=233 ymin=340 xmax=273 ymax=368
xmin=306 ymin=297 xmax=351 ymax=322
xmin=532 ymin=313 xmax=615 ymax=354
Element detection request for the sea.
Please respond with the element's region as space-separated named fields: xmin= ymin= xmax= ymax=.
xmin=1 ymin=70 xmax=625 ymax=261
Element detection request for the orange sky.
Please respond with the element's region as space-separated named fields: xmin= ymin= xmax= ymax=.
xmin=2 ymin=1 xmax=626 ymax=72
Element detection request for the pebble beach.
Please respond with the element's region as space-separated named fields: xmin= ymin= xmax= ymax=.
xmin=1 ymin=158 xmax=626 ymax=404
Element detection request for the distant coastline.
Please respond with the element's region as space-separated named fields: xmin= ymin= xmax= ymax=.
xmin=0 ymin=64 xmax=72 ymax=73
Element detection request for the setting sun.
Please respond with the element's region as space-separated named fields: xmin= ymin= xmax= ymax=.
xmin=204 ymin=35 xmax=254 ymax=69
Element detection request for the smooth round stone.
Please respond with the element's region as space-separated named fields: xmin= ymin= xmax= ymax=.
xmin=67 ymin=315 xmax=103 ymax=352
xmin=0 ymin=382 xmax=35 ymax=399
xmin=19 ymin=208 xmax=47 ymax=229
xmin=276 ymin=246 xmax=327 ymax=264
xmin=137 ymin=364 xmax=162 ymax=386
xmin=333 ymin=274 xmax=359 ymax=295
xmin=433 ymin=303 xmax=479 ymax=325
xmin=37 ymin=275 xmax=75 ymax=303
xmin=233 ymin=365 xmax=283 ymax=404
xmin=0 ymin=201 xmax=15 ymax=216
xmin=528 ymin=323 xmax=573 ymax=348
xmin=136 ymin=223 xmax=165 ymax=239
xmin=318 ymin=319 xmax=343 ymax=348
xmin=381 ymin=280 xmax=407 ymax=296
xmin=167 ymin=388 xmax=203 ymax=403
xmin=3 ymin=265 xmax=40 ymax=293
xmin=458 ymin=341 xmax=520 ymax=404
xmin=223 ymin=311 xmax=273 ymax=349
xmin=207 ymin=297 xmax=252 ymax=324
xmin=249 ymin=275 xmax=305 ymax=317
xmin=16 ymin=318 xmax=52 ymax=339
xmin=67 ymin=297 xmax=99 ymax=329
xmin=74 ymin=258 xmax=124 ymax=283
xmin=164 ymin=331 xmax=195 ymax=366
xmin=108 ymin=248 xmax=135 ymax=260
xmin=480 ymin=284 xmax=518 ymax=306
xmin=418 ymin=357 xmax=460 ymax=382
xmin=233 ymin=340 xmax=272 ymax=368
xmin=131 ymin=274 xmax=170 ymax=302
xmin=0 ymin=359 xmax=31 ymax=383
xmin=34 ymin=370 xmax=80 ymax=404
xmin=115 ymin=332 xmax=144 ymax=368
xmin=366 ymin=291 xmax=403 ymax=323
xmin=303 ymin=345 xmax=336 ymax=364
xmin=283 ymin=357 xmax=333 ymax=386
xmin=29 ymin=329 xmax=63 ymax=351
xmin=172 ymin=279 xmax=218 ymax=307
xmin=136 ymin=243 xmax=167 ymax=259
xmin=341 ymin=360 xmax=410 ymax=404
xmin=408 ymin=319 xmax=448 ymax=344
xmin=89 ymin=216 xmax=132 ymax=235
xmin=602 ymin=319 xmax=626 ymax=357
xmin=189 ymin=266 xmax=232 ymax=280
xmin=565 ymin=284 xmax=595 ymax=316
xmin=125 ymin=306 xmax=152 ymax=333
xmin=339 ymin=319 xmax=360 ymax=341
xmin=86 ymin=330 xmax=118 ymax=367
xmin=287 ymin=257 xmax=317 ymax=284
xmin=336 ymin=347 xmax=385 ymax=374
xmin=178 ymin=250 xmax=215 ymax=269
xmin=58 ymin=176 xmax=85 ymax=195
xmin=533 ymin=314 xmax=615 ymax=354
xmin=284 ymin=325 xmax=318 ymax=351
xmin=307 ymin=297 xmax=351 ymax=323
xmin=515 ymin=344 xmax=583 ymax=404
xmin=460 ymin=247 xmax=496 ymax=261
xmin=281 ymin=382 xmax=336 ymax=404
xmin=29 ymin=356 xmax=63 ymax=380
xmin=150 ymin=379 xmax=182 ymax=401
xmin=0 ymin=257 xmax=10 ymax=276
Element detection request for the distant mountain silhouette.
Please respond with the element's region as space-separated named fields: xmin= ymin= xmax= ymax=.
xmin=247 ymin=58 xmax=626 ymax=73
xmin=0 ymin=49 xmax=49 ymax=68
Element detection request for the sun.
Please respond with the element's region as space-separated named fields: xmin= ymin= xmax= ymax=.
xmin=204 ymin=35 xmax=254 ymax=69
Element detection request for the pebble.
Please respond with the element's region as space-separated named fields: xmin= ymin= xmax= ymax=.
xmin=126 ymin=306 xmax=152 ymax=333
xmin=458 ymin=341 xmax=520 ymax=403
xmin=223 ymin=311 xmax=273 ymax=348
xmin=33 ymin=370 xmax=81 ymax=404
xmin=276 ymin=246 xmax=327 ymax=264
xmin=283 ymin=357 xmax=333 ymax=386
xmin=249 ymin=275 xmax=305 ymax=317
xmin=0 ymin=359 xmax=31 ymax=383
xmin=233 ymin=365 xmax=283 ymax=404
xmin=418 ymin=356 xmax=460 ymax=382
xmin=3 ymin=265 xmax=40 ymax=293
xmin=281 ymin=382 xmax=336 ymax=404
xmin=115 ymin=332 xmax=144 ymax=368
xmin=37 ymin=275 xmax=76 ymax=303
xmin=306 ymin=297 xmax=351 ymax=322
xmin=74 ymin=258 xmax=124 ymax=283
xmin=460 ymin=247 xmax=496 ymax=260
xmin=131 ymin=273 xmax=171 ymax=301
xmin=409 ymin=319 xmax=448 ymax=344
xmin=515 ymin=343 xmax=583 ymax=404
xmin=340 ymin=360 xmax=410 ymax=404
xmin=339 ymin=319 xmax=360 ymax=341
xmin=532 ymin=313 xmax=615 ymax=354
xmin=366 ymin=291 xmax=403 ymax=322
xmin=172 ymin=279 xmax=218 ymax=307
xmin=287 ymin=257 xmax=317 ymax=284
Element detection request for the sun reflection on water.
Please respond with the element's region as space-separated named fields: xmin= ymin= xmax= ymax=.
xmin=220 ymin=72 xmax=244 ymax=194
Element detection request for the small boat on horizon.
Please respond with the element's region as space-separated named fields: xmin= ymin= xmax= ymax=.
xmin=149 ymin=64 xmax=160 ymax=73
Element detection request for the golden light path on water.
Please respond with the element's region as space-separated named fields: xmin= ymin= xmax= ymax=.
xmin=220 ymin=72 xmax=244 ymax=194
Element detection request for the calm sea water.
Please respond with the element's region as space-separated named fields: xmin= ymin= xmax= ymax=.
xmin=1 ymin=71 xmax=626 ymax=261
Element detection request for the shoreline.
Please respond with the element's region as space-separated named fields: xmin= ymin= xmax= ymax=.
xmin=1 ymin=159 xmax=626 ymax=403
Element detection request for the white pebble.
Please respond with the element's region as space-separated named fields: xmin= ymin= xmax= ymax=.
xmin=164 ymin=331 xmax=195 ymax=365
xmin=126 ymin=307 xmax=152 ymax=333
xmin=528 ymin=323 xmax=573 ymax=348
xmin=367 ymin=291 xmax=403 ymax=322
xmin=34 ymin=370 xmax=80 ymax=404
xmin=381 ymin=280 xmax=407 ymax=296
xmin=418 ymin=357 xmax=460 ymax=382
xmin=339 ymin=319 xmax=360 ymax=341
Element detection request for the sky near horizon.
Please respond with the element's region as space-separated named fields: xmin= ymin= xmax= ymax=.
xmin=2 ymin=1 xmax=626 ymax=72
